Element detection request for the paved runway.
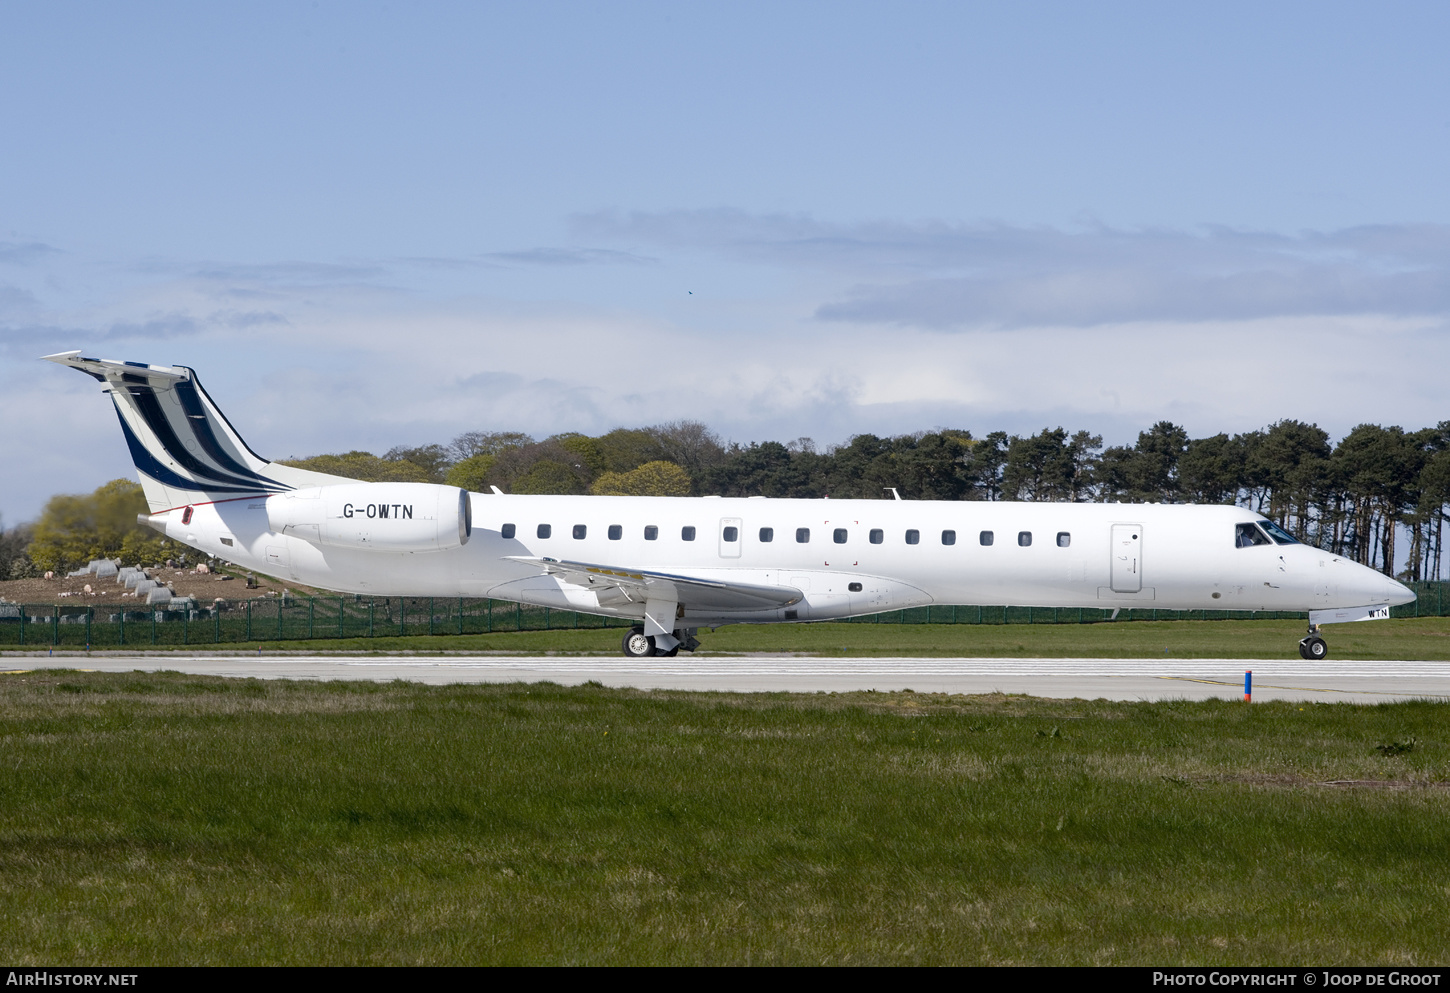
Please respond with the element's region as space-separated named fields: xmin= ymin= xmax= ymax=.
xmin=4 ymin=653 xmax=1448 ymax=702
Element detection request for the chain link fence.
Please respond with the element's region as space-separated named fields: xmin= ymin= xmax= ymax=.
xmin=1 ymin=582 xmax=1446 ymax=648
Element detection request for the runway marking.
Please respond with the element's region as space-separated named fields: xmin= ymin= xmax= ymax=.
xmin=1154 ymin=675 xmax=1430 ymax=698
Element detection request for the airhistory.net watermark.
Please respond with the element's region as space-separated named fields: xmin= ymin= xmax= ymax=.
xmin=6 ymin=974 xmax=138 ymax=986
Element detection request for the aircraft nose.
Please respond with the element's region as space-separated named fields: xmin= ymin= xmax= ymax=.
xmin=1347 ymin=562 xmax=1416 ymax=606
xmin=1384 ymin=576 xmax=1416 ymax=606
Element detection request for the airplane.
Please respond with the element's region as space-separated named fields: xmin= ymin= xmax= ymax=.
xmin=45 ymin=351 xmax=1417 ymax=660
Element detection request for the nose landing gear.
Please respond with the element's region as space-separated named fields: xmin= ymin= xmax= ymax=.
xmin=1298 ymin=623 xmax=1328 ymax=660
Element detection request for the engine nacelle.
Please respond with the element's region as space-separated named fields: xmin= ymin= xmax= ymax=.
xmin=266 ymin=483 xmax=472 ymax=553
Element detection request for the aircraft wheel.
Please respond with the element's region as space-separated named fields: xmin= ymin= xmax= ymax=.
xmin=1298 ymin=636 xmax=1328 ymax=661
xmin=622 ymin=628 xmax=655 ymax=658
xmin=656 ymin=645 xmax=679 ymax=657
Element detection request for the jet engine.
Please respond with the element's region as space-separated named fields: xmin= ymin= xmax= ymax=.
xmin=265 ymin=483 xmax=472 ymax=553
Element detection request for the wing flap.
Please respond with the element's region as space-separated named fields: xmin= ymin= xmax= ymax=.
xmin=507 ymin=556 xmax=804 ymax=611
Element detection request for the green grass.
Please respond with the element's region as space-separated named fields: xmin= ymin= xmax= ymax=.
xmin=11 ymin=616 xmax=1450 ymax=660
xmin=710 ymin=616 xmax=1450 ymax=660
xmin=2 ymin=670 xmax=1449 ymax=964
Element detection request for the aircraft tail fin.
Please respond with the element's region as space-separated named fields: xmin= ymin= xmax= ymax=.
xmin=45 ymin=351 xmax=354 ymax=513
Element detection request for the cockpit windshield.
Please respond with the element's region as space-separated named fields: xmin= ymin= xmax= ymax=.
xmin=1258 ymin=520 xmax=1300 ymax=545
xmin=1235 ymin=520 xmax=1299 ymax=547
xmin=1235 ymin=522 xmax=1273 ymax=548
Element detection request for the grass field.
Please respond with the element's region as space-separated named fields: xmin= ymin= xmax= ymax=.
xmin=8 ymin=616 xmax=1450 ymax=660
xmin=2 ymin=669 xmax=1448 ymax=965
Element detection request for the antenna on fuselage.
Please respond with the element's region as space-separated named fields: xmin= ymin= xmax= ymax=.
xmin=884 ymin=488 xmax=902 ymax=501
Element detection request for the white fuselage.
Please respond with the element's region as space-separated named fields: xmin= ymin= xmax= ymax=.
xmin=163 ymin=493 xmax=1414 ymax=627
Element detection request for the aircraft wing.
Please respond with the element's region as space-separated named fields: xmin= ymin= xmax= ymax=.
xmin=506 ymin=556 xmax=804 ymax=611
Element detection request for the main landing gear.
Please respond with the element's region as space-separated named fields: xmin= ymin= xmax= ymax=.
xmin=1298 ymin=623 xmax=1329 ymax=660
xmin=622 ymin=627 xmax=700 ymax=658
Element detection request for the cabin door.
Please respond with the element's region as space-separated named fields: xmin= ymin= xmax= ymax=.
xmin=1110 ymin=524 xmax=1142 ymax=593
xmin=719 ymin=518 xmax=742 ymax=558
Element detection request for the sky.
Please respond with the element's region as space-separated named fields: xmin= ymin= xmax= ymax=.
xmin=3 ymin=1 xmax=1450 ymax=521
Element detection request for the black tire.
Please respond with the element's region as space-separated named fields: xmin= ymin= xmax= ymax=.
xmin=1299 ymin=636 xmax=1328 ymax=660
xmin=622 ymin=628 xmax=654 ymax=658
xmin=655 ymin=645 xmax=679 ymax=657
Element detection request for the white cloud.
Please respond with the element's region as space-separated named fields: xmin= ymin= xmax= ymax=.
xmin=576 ymin=210 xmax=1450 ymax=327
xmin=0 ymin=241 xmax=60 ymax=266
xmin=817 ymin=265 xmax=1450 ymax=328
xmin=0 ymin=284 xmax=40 ymax=318
xmin=479 ymin=247 xmax=657 ymax=267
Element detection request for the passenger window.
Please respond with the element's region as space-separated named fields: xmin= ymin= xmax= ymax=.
xmin=905 ymin=529 xmax=920 ymax=545
xmin=796 ymin=528 xmax=811 ymax=543
xmin=833 ymin=528 xmax=848 ymax=544
xmin=723 ymin=526 xmax=738 ymax=542
xmin=644 ymin=525 xmax=658 ymax=541
xmin=759 ymin=527 xmax=774 ymax=542
xmin=682 ymin=526 xmax=696 ymax=541
xmin=1235 ymin=522 xmax=1272 ymax=548
xmin=608 ymin=525 xmax=622 ymax=540
xmin=942 ymin=530 xmax=956 ymax=545
xmin=501 ymin=523 xmax=516 ymax=539
xmin=980 ymin=531 xmax=993 ymax=546
xmin=869 ymin=528 xmax=883 ymax=544
xmin=1056 ymin=532 xmax=1070 ymax=547
xmin=1018 ymin=531 xmax=1032 ymax=547
xmin=573 ymin=525 xmax=587 ymax=540
xmin=537 ymin=524 xmax=551 ymax=539
xmin=848 ymin=582 xmax=863 ymax=592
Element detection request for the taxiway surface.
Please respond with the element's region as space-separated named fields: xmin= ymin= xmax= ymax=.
xmin=4 ymin=654 xmax=1447 ymax=703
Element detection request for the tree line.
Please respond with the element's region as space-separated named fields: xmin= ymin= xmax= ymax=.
xmin=4 ymin=417 xmax=1447 ymax=581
